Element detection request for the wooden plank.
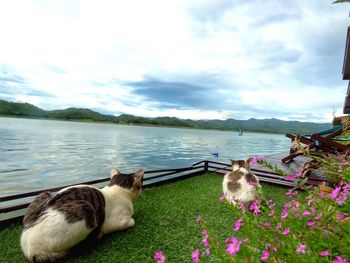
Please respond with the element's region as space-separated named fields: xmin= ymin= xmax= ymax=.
xmin=285 ymin=133 xmax=314 ymax=145
xmin=0 ymin=165 xmax=204 ymax=202
xmin=344 ymin=94 xmax=350 ymax=114
xmin=144 ymin=166 xmax=200 ymax=181
xmin=343 ymin=26 xmax=350 ymax=80
xmin=311 ymin=134 xmax=350 ymax=151
xmin=0 ymin=178 xmax=110 ymax=202
xmin=0 ymin=203 xmax=29 ymax=214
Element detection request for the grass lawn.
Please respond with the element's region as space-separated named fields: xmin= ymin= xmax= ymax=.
xmin=0 ymin=173 xmax=294 ymax=263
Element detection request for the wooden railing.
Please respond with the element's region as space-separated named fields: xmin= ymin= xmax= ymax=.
xmin=0 ymin=160 xmax=327 ymax=228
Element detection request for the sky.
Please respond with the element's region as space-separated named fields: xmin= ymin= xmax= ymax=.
xmin=0 ymin=0 xmax=349 ymax=123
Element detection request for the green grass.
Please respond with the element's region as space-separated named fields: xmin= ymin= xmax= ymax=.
xmin=0 ymin=173 xmax=293 ymax=263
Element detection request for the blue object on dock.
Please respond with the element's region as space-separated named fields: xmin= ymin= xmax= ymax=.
xmin=212 ymin=152 xmax=219 ymax=157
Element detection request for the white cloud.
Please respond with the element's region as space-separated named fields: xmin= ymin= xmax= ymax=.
xmin=0 ymin=0 xmax=349 ymax=123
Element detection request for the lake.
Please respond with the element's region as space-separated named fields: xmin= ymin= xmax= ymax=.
xmin=0 ymin=117 xmax=291 ymax=196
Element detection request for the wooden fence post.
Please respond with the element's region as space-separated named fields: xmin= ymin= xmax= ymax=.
xmin=204 ymin=160 xmax=209 ymax=173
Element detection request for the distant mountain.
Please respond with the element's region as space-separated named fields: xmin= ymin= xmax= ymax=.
xmin=0 ymin=99 xmax=331 ymax=134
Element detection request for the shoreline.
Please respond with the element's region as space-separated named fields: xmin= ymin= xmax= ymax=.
xmin=0 ymin=115 xmax=284 ymax=135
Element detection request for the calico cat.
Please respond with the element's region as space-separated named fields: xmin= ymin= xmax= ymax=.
xmin=222 ymin=159 xmax=260 ymax=205
xmin=20 ymin=168 xmax=144 ymax=262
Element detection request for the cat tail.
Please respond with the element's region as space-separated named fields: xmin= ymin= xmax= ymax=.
xmin=31 ymin=251 xmax=66 ymax=263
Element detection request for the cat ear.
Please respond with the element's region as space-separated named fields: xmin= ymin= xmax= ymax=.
xmin=110 ymin=168 xmax=120 ymax=178
xmin=246 ymin=157 xmax=253 ymax=164
xmin=230 ymin=159 xmax=235 ymax=165
xmin=244 ymin=159 xmax=252 ymax=169
xmin=133 ymin=169 xmax=144 ymax=189
xmin=134 ymin=169 xmax=144 ymax=179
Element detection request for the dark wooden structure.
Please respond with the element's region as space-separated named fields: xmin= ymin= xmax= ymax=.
xmin=0 ymin=158 xmax=328 ymax=228
xmin=281 ymin=125 xmax=347 ymax=163
xmin=343 ymin=26 xmax=350 ymax=113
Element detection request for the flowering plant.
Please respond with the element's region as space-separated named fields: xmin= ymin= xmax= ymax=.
xmin=154 ymin=151 xmax=350 ymax=262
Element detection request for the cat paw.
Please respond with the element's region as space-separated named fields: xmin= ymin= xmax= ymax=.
xmin=128 ymin=218 xmax=135 ymax=228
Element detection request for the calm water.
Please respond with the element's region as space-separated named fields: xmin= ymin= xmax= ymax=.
xmin=0 ymin=117 xmax=290 ymax=196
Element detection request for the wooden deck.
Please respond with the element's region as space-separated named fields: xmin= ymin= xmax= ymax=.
xmin=250 ymin=151 xmax=312 ymax=173
xmin=250 ymin=151 xmax=326 ymax=182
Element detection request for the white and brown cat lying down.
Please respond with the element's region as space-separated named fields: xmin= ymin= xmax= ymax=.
xmin=223 ymin=159 xmax=260 ymax=205
xmin=21 ymin=168 xmax=144 ymax=262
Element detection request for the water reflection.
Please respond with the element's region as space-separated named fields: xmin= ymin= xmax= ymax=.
xmin=0 ymin=118 xmax=290 ymax=195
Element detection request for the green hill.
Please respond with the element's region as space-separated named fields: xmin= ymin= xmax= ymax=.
xmin=0 ymin=100 xmax=48 ymax=117
xmin=0 ymin=99 xmax=331 ymax=134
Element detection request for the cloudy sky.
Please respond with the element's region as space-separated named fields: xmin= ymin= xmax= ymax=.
xmin=0 ymin=0 xmax=349 ymax=122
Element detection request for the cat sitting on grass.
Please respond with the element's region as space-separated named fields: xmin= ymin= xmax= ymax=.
xmin=21 ymin=168 xmax=144 ymax=262
xmin=222 ymin=159 xmax=261 ymax=206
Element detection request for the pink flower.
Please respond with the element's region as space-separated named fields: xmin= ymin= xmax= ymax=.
xmin=267 ymin=243 xmax=277 ymax=253
xmin=205 ymin=248 xmax=210 ymax=256
xmin=320 ymin=250 xmax=330 ymax=256
xmin=319 ymin=191 xmax=326 ymax=198
xmin=307 ymin=221 xmax=315 ymax=228
xmin=195 ymin=215 xmax=202 ymax=223
xmin=219 ymin=194 xmax=226 ymax=201
xmin=250 ymin=200 xmax=259 ymax=210
xmin=330 ymin=187 xmax=341 ymax=199
xmin=333 ymin=256 xmax=348 ymax=263
xmin=282 ymin=228 xmax=290 ymax=235
xmin=234 ymin=218 xmax=243 ymax=232
xmin=238 ymin=201 xmax=246 ymax=211
xmin=307 ymin=198 xmax=314 ymax=206
xmin=261 ymin=250 xmax=270 ymax=261
xmin=249 ymin=200 xmax=261 ymax=216
xmin=154 ymin=251 xmax=166 ymax=263
xmin=283 ymin=202 xmax=291 ymax=209
xmin=337 ymin=213 xmax=346 ymax=220
xmin=275 ymin=223 xmax=281 ymax=231
xmin=250 ymin=156 xmax=263 ymax=164
xmin=281 ymin=210 xmax=288 ymax=220
xmin=285 ymin=171 xmax=301 ymax=182
xmin=191 ymin=249 xmax=200 ymax=263
xmin=311 ymin=207 xmax=316 ymax=215
xmin=226 ymin=237 xmax=241 ymax=256
xmin=292 ymin=199 xmax=301 ymax=207
xmin=302 ymin=210 xmax=311 ymax=216
xmin=286 ymin=189 xmax=293 ymax=195
xmin=200 ymin=230 xmax=208 ymax=245
xmin=340 ymin=161 xmax=349 ymax=166
xmin=315 ymin=212 xmax=323 ymax=220
xmin=264 ymin=222 xmax=271 ymax=227
xmin=285 ymin=175 xmax=297 ymax=182
xmin=336 ymin=188 xmax=349 ymax=205
xmin=201 ymin=236 xmax=209 ymax=247
xmin=266 ymin=199 xmax=275 ymax=208
xmin=294 ymin=211 xmax=300 ymax=219
xmin=296 ymin=243 xmax=306 ymax=254
xmin=248 ymin=180 xmax=261 ymax=187
xmin=268 ymin=210 xmax=275 ymax=217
